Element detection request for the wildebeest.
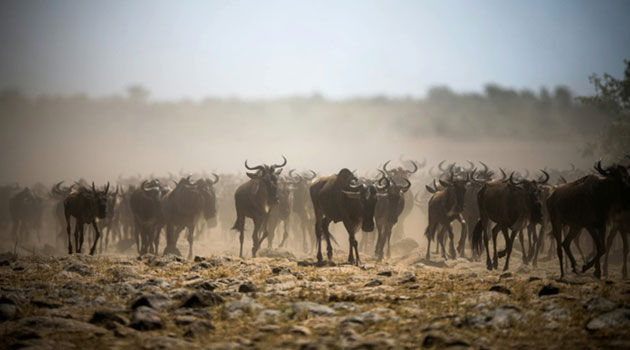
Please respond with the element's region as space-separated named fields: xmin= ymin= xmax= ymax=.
xmin=288 ymin=169 xmax=318 ymax=252
xmin=382 ymin=159 xmax=421 ymax=242
xmin=64 ymin=183 xmax=110 ymax=255
xmin=603 ymin=210 xmax=630 ymax=279
xmin=462 ymin=162 xmax=494 ymax=257
xmin=97 ymin=186 xmax=119 ymax=253
xmin=547 ymin=161 xmax=630 ymax=279
xmin=310 ymin=168 xmax=385 ymax=265
xmin=266 ymin=178 xmax=292 ymax=249
xmin=131 ymin=179 xmax=165 ymax=255
xmin=472 ymin=171 xmax=546 ymax=271
xmin=424 ymin=171 xmax=468 ymax=261
xmin=50 ymin=181 xmax=75 ymax=248
xmin=233 ymin=156 xmax=287 ymax=257
xmin=374 ymin=170 xmax=411 ymax=261
xmin=162 ymin=175 xmax=218 ymax=259
xmin=9 ymin=187 xmax=43 ymax=251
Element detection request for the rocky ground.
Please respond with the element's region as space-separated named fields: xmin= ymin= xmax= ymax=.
xmin=1 ymin=244 xmax=630 ymax=350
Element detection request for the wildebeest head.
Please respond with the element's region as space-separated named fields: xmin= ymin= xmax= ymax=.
xmin=341 ymin=169 xmax=386 ymax=232
xmin=378 ymin=169 xmax=411 ymax=222
xmin=508 ymin=170 xmax=549 ymax=222
xmin=200 ymin=174 xmax=219 ymax=219
xmin=92 ymin=182 xmax=110 ymax=219
xmin=244 ymin=156 xmax=287 ymax=205
xmin=439 ymin=171 xmax=468 ymax=213
xmin=595 ymin=160 xmax=630 ymax=210
xmin=383 ymin=159 xmax=418 ymax=183
xmin=50 ymin=181 xmax=75 ymax=199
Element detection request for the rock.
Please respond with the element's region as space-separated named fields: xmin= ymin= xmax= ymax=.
xmin=586 ymin=308 xmax=630 ymax=332
xmin=527 ymin=276 xmax=541 ymax=282
xmin=543 ymin=308 xmax=571 ymax=322
xmin=416 ymin=258 xmax=448 ymax=268
xmin=272 ymin=266 xmax=292 ymax=274
xmin=255 ymin=309 xmax=283 ymax=324
xmin=291 ymin=302 xmax=336 ymax=317
xmin=89 ymin=309 xmax=130 ymax=329
xmin=5 ymin=316 xmax=107 ymax=337
xmin=499 ymin=272 xmax=513 ymax=279
xmin=364 ymin=280 xmax=383 ymax=287
xmin=343 ymin=308 xmax=398 ymax=325
xmin=238 ymin=282 xmax=257 ymax=293
xmin=290 ymin=325 xmax=312 ymax=336
xmin=180 ymin=291 xmax=224 ymax=308
xmin=351 ymin=338 xmax=396 ymax=350
xmin=487 ymin=305 xmax=522 ymax=329
xmin=130 ymin=306 xmax=163 ymax=331
xmin=0 ymin=297 xmax=19 ymax=321
xmin=191 ymin=262 xmax=214 ymax=271
xmin=538 ymin=284 xmax=559 ymax=296
xmin=63 ymin=263 xmax=92 ymax=276
xmin=377 ymin=271 xmax=393 ymax=277
xmin=421 ymin=331 xmax=469 ymax=349
xmin=331 ymin=302 xmax=360 ymax=312
xmin=225 ymin=296 xmax=263 ymax=315
xmin=194 ymin=256 xmax=206 ymax=262
xmin=131 ymin=292 xmax=170 ymax=310
xmin=187 ymin=280 xmax=219 ymax=291
xmin=583 ymin=297 xmax=616 ymax=313
xmin=489 ymin=285 xmax=511 ymax=295
xmin=31 ymin=297 xmax=62 ymax=309
xmin=174 ymin=316 xmax=215 ymax=338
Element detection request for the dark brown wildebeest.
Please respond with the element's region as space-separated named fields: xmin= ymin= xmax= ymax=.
xmin=162 ymin=176 xmax=217 ymax=259
xmin=472 ymin=172 xmax=546 ymax=271
xmin=547 ymin=161 xmax=630 ymax=279
xmin=131 ymin=180 xmax=165 ymax=255
xmin=97 ymin=186 xmax=119 ymax=253
xmin=288 ymin=169 xmax=318 ymax=252
xmin=374 ymin=170 xmax=411 ymax=261
xmin=383 ymin=159 xmax=422 ymax=243
xmin=9 ymin=187 xmax=43 ymax=251
xmin=50 ymin=182 xmax=75 ymax=248
xmin=310 ymin=168 xmax=385 ymax=265
xmin=64 ymin=183 xmax=110 ymax=255
xmin=424 ymin=171 xmax=468 ymax=261
xmin=233 ymin=156 xmax=287 ymax=257
xmin=462 ymin=162 xmax=494 ymax=257
xmin=266 ymin=178 xmax=292 ymax=249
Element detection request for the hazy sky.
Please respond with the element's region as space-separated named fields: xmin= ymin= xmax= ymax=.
xmin=1 ymin=0 xmax=629 ymax=100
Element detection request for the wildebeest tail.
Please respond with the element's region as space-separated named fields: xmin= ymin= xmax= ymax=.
xmin=232 ymin=216 xmax=245 ymax=232
xmin=472 ymin=220 xmax=483 ymax=255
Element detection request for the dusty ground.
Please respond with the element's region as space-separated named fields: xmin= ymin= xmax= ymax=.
xmin=1 ymin=241 xmax=630 ymax=350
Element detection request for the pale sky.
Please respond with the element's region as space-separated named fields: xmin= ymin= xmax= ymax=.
xmin=1 ymin=0 xmax=629 ymax=100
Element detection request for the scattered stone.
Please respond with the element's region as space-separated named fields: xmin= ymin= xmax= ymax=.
xmin=130 ymin=306 xmax=163 ymax=331
xmin=527 ymin=276 xmax=541 ymax=282
xmin=5 ymin=316 xmax=107 ymax=337
xmin=255 ymin=309 xmax=283 ymax=324
xmin=538 ymin=284 xmax=559 ymax=297
xmin=489 ymin=285 xmax=511 ymax=295
xmin=343 ymin=308 xmax=398 ymax=325
xmin=64 ymin=263 xmax=92 ymax=276
xmin=583 ymin=297 xmax=616 ymax=313
xmin=365 ymin=280 xmax=383 ymax=287
xmin=0 ymin=297 xmax=19 ymax=321
xmin=31 ymin=297 xmax=62 ymax=309
xmin=272 ymin=266 xmax=292 ymax=274
xmin=499 ymin=272 xmax=512 ymax=279
xmin=290 ymin=325 xmax=312 ymax=336
xmin=291 ymin=302 xmax=336 ymax=317
xmin=194 ymin=256 xmax=206 ymax=262
xmin=180 ymin=291 xmax=224 ymax=308
xmin=0 ymin=252 xmax=16 ymax=266
xmin=238 ymin=282 xmax=257 ymax=293
xmin=586 ymin=308 xmax=630 ymax=332
xmin=130 ymin=292 xmax=170 ymax=310
xmin=89 ymin=309 xmax=129 ymax=329
xmin=377 ymin=271 xmax=393 ymax=277
xmin=225 ymin=296 xmax=263 ymax=315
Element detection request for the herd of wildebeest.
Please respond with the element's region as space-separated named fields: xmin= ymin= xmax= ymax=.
xmin=2 ymin=156 xmax=630 ymax=281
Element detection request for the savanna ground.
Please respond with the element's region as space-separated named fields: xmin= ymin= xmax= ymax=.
xmin=1 ymin=230 xmax=630 ymax=350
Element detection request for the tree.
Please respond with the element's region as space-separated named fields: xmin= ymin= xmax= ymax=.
xmin=578 ymin=60 xmax=630 ymax=159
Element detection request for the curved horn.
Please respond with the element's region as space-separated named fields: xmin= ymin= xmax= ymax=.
xmin=288 ymin=169 xmax=299 ymax=180
xmin=559 ymin=176 xmax=567 ymax=184
xmin=594 ymin=160 xmax=608 ymax=176
xmin=400 ymin=178 xmax=412 ymax=192
xmin=438 ymin=160 xmax=447 ymax=172
xmin=479 ymin=161 xmax=489 ymax=175
xmin=244 ymin=159 xmax=263 ymax=171
xmin=348 ymin=178 xmax=363 ymax=191
xmin=141 ymin=180 xmax=150 ymax=192
xmin=376 ymin=169 xmax=390 ymax=190
xmin=382 ymin=160 xmax=392 ymax=173
xmin=509 ymin=172 xmax=522 ymax=185
xmin=271 ymin=155 xmax=287 ymax=169
xmin=466 ymin=160 xmax=475 ymax=172
xmin=499 ymin=168 xmax=507 ymax=181
xmin=537 ymin=170 xmax=550 ymax=185
xmin=405 ymin=160 xmax=419 ymax=174
xmin=306 ymin=170 xmax=317 ymax=180
xmin=104 ymin=182 xmax=110 ymax=194
xmin=211 ymin=173 xmax=219 ymax=184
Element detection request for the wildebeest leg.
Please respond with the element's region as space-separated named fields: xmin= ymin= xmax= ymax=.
xmin=481 ymin=222 xmax=492 ymax=270
xmin=386 ymin=224 xmax=393 ymax=260
xmin=424 ymin=222 xmax=437 ymax=260
xmin=550 ymin=221 xmax=565 ymax=279
xmin=75 ymin=221 xmax=82 ymax=254
xmin=65 ymin=213 xmax=73 ymax=254
xmin=10 ymin=220 xmax=19 ymax=255
xmin=582 ymin=227 xmax=605 ymax=278
xmin=314 ymin=217 xmax=323 ymax=263
xmin=279 ymin=219 xmax=289 ymax=248
xmin=344 ymin=221 xmax=360 ymax=265
xmin=503 ymin=228 xmax=518 ymax=271
xmin=437 ymin=226 xmax=448 ymax=259
xmin=561 ymin=226 xmax=580 ymax=274
xmin=603 ymin=227 xmax=618 ymax=278
xmin=251 ymin=216 xmax=263 ymax=257
xmin=446 ymin=221 xmax=457 ymax=260
xmin=518 ymin=229 xmax=528 ymax=264
xmin=323 ymin=218 xmax=334 ymax=261
xmin=187 ymin=224 xmax=194 ymax=260
xmin=455 ymin=215 xmax=468 ymax=257
xmin=375 ymin=223 xmax=386 ymax=261
xmin=621 ymin=232 xmax=629 ymax=279
xmin=163 ymin=225 xmax=182 ymax=256
xmin=491 ymin=224 xmax=501 ymax=270
xmin=89 ymin=221 xmax=101 ymax=255
xmin=239 ymin=227 xmax=245 ymax=258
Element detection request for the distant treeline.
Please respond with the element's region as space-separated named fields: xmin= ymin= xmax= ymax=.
xmin=0 ymin=84 xmax=612 ymax=142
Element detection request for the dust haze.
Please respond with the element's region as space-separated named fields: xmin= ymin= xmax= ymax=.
xmin=0 ymin=85 xmax=609 ymax=185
